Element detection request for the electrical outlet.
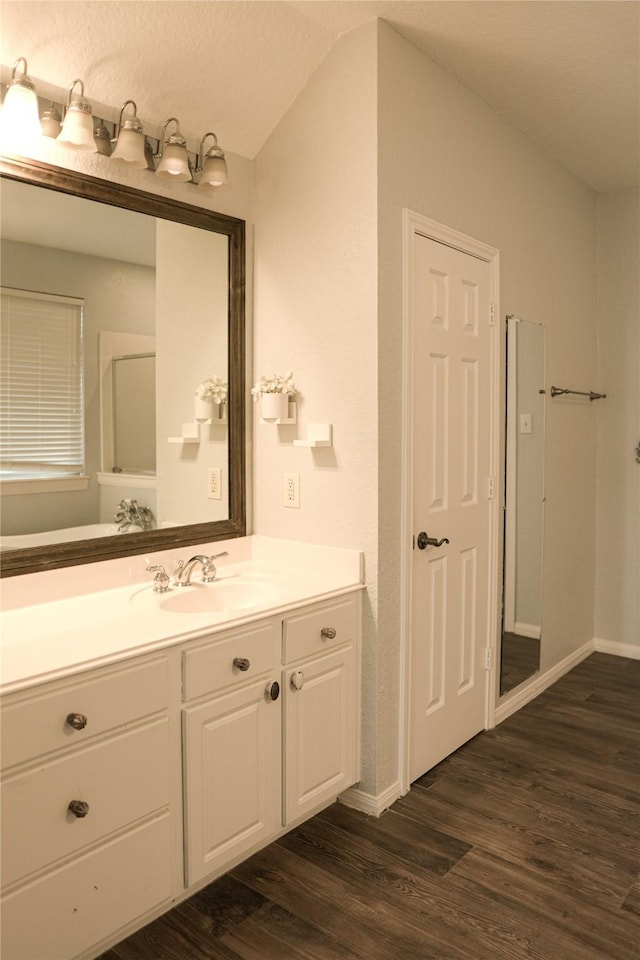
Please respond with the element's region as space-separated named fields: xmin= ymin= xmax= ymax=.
xmin=207 ymin=467 xmax=222 ymax=500
xmin=283 ymin=472 xmax=300 ymax=508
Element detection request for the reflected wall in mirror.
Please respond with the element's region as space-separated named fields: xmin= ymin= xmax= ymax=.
xmin=500 ymin=315 xmax=546 ymax=696
xmin=0 ymin=156 xmax=245 ymax=577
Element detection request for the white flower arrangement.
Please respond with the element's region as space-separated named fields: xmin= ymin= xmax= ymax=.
xmin=251 ymin=371 xmax=296 ymax=400
xmin=195 ymin=376 xmax=228 ymax=405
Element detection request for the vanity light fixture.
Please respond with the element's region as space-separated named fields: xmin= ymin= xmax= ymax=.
xmin=195 ymin=132 xmax=228 ymax=188
xmin=40 ymin=102 xmax=62 ymax=138
xmin=110 ymin=100 xmax=146 ymax=167
xmin=1 ymin=55 xmax=232 ymax=188
xmin=0 ymin=57 xmax=41 ymax=147
xmin=155 ymin=117 xmax=191 ymax=181
xmin=57 ymin=79 xmax=96 ymax=151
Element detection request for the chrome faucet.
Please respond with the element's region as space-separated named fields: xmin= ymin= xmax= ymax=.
xmin=173 ymin=552 xmax=229 ymax=587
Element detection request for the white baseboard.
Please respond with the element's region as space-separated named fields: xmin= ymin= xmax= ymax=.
xmin=339 ymin=780 xmax=402 ymax=818
xmin=513 ymin=621 xmax=541 ymax=640
xmin=495 ymin=640 xmax=594 ymax=724
xmin=593 ymin=637 xmax=640 ymax=659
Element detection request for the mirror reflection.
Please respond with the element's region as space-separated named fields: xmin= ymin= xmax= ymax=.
xmin=0 ymin=176 xmax=230 ymax=553
xmin=500 ymin=316 xmax=546 ymax=695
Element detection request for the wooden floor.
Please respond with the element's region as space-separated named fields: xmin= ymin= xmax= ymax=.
xmin=100 ymin=653 xmax=639 ymax=960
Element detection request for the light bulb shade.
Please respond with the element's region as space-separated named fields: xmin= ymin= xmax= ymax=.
xmin=0 ymin=66 xmax=41 ymax=150
xmin=111 ymin=127 xmax=146 ymax=167
xmin=198 ymin=153 xmax=228 ymax=188
xmin=58 ymin=101 xmax=96 ymax=150
xmin=156 ymin=141 xmax=191 ymax=180
xmin=40 ymin=105 xmax=62 ymax=138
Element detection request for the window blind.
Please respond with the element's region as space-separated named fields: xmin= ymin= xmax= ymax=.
xmin=0 ymin=288 xmax=85 ymax=479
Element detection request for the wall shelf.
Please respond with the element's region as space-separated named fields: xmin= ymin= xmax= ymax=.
xmin=293 ymin=423 xmax=333 ymax=448
xmin=168 ymin=412 xmax=227 ymax=444
xmin=168 ymin=422 xmax=201 ymax=444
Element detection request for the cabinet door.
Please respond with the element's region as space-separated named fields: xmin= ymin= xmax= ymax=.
xmin=183 ymin=678 xmax=281 ymax=886
xmin=284 ymin=646 xmax=356 ymax=825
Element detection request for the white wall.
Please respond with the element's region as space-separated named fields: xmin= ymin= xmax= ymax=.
xmin=155 ymin=221 xmax=229 ymax=525
xmin=253 ymin=23 xmax=381 ymax=792
xmin=1 ymin=239 xmax=154 ymax=535
xmin=377 ymin=21 xmax=598 ymax=702
xmin=254 ymin=19 xmax=600 ymax=801
xmin=595 ymin=187 xmax=640 ymax=650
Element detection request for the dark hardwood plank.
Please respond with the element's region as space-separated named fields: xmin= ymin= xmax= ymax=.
xmin=231 ymin=842 xmax=471 ymax=960
xmin=97 ymin=653 xmax=639 ymax=960
xmin=445 ymin=846 xmax=640 ymax=960
xmin=622 ymin=878 xmax=640 ymax=917
xmin=220 ymin=902 xmax=364 ymax=960
xmin=316 ymin=798 xmax=472 ymax=876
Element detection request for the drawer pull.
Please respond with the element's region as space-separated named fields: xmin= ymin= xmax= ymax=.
xmin=290 ymin=670 xmax=305 ymax=691
xmin=233 ymin=657 xmax=251 ymax=672
xmin=66 ymin=712 xmax=88 ymax=730
xmin=68 ymin=800 xmax=90 ymax=818
xmin=265 ymin=681 xmax=280 ymax=701
xmin=320 ymin=627 xmax=337 ymax=640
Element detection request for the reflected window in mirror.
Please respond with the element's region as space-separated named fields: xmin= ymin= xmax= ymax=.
xmin=0 ymin=156 xmax=245 ymax=576
xmin=500 ymin=315 xmax=546 ymax=696
xmin=1 ymin=287 xmax=85 ymax=487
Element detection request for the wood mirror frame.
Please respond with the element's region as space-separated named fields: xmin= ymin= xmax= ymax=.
xmin=0 ymin=155 xmax=246 ymax=578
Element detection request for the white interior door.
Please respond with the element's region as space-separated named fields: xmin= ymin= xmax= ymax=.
xmin=408 ymin=230 xmax=495 ymax=783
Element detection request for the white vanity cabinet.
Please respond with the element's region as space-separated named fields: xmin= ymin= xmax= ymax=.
xmin=0 ymin=583 xmax=361 ymax=960
xmin=282 ymin=596 xmax=359 ymax=825
xmin=182 ymin=594 xmax=361 ymax=886
xmin=182 ymin=620 xmax=283 ymax=885
xmin=0 ymin=655 xmax=175 ymax=960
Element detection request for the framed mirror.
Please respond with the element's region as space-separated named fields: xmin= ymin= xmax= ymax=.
xmin=500 ymin=315 xmax=545 ymax=695
xmin=0 ymin=155 xmax=245 ymax=577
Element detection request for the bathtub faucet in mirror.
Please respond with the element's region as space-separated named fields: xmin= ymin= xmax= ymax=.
xmin=114 ymin=499 xmax=154 ymax=533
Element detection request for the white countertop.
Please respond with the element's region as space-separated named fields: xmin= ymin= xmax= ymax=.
xmin=0 ymin=536 xmax=364 ymax=694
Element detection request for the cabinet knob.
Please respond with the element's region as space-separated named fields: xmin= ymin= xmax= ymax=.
xmin=68 ymin=800 xmax=90 ymax=818
xmin=320 ymin=627 xmax=336 ymax=639
xmin=265 ymin=681 xmax=280 ymax=701
xmin=66 ymin=713 xmax=88 ymax=730
xmin=290 ymin=670 xmax=305 ymax=691
xmin=233 ymin=657 xmax=251 ymax=672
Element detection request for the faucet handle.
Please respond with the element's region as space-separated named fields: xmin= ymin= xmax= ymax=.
xmin=201 ymin=551 xmax=228 ymax=583
xmin=201 ymin=556 xmax=219 ymax=583
xmin=146 ymin=563 xmax=171 ymax=593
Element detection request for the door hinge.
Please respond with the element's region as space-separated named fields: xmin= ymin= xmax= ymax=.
xmin=489 ymin=304 xmax=496 ymax=326
xmin=488 ymin=476 xmax=495 ymax=499
xmin=484 ymin=647 xmax=493 ymax=670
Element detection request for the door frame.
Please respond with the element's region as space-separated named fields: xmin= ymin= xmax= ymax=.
xmin=399 ymin=210 xmax=501 ymax=795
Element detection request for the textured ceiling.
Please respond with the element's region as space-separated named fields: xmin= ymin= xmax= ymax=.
xmin=1 ymin=0 xmax=638 ymax=191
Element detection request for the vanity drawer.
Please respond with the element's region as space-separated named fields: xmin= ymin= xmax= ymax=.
xmin=283 ymin=596 xmax=357 ymax=665
xmin=1 ymin=718 xmax=170 ymax=888
xmin=183 ymin=621 xmax=279 ymax=701
xmin=1 ymin=656 xmax=169 ymax=770
xmin=1 ymin=812 xmax=172 ymax=960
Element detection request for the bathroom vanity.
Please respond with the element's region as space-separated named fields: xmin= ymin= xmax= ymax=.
xmin=0 ymin=537 xmax=363 ymax=960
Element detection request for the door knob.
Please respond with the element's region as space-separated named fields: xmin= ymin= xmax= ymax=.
xmin=233 ymin=657 xmax=250 ymax=671
xmin=68 ymin=800 xmax=90 ymax=818
xmin=265 ymin=681 xmax=280 ymax=701
xmin=417 ymin=531 xmax=450 ymax=550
